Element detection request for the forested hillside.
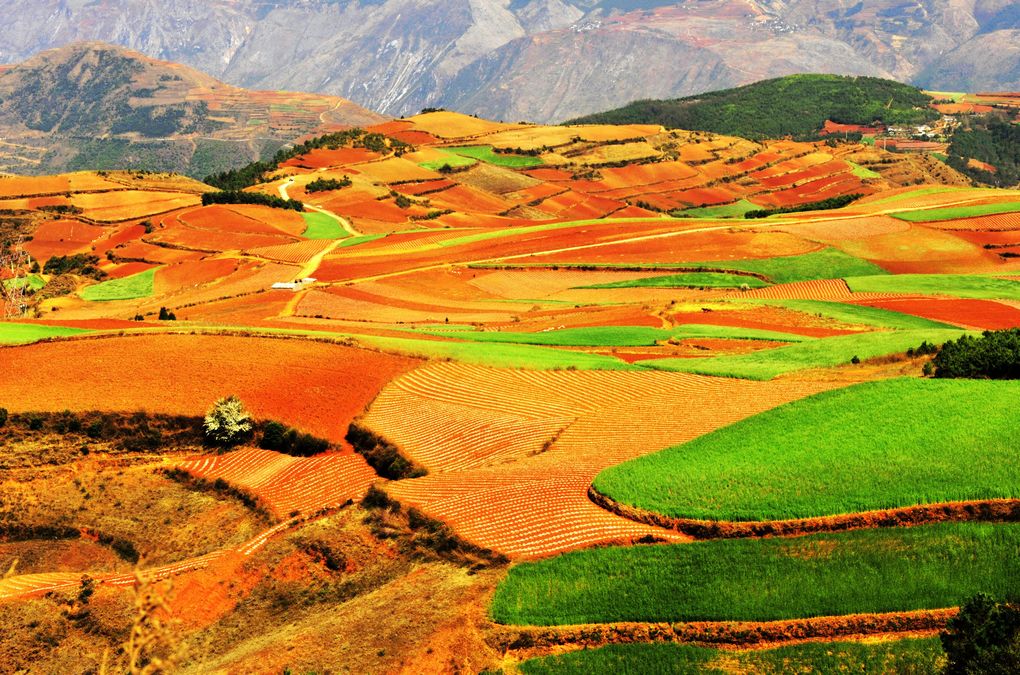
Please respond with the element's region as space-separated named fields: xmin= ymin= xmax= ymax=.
xmin=567 ymin=75 xmax=938 ymax=140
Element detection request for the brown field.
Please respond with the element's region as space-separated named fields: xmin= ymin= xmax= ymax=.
xmin=23 ymin=219 xmax=107 ymax=261
xmin=0 ymin=335 xmax=419 ymax=442
xmin=70 ymin=191 xmax=201 ymax=222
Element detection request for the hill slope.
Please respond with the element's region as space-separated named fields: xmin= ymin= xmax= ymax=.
xmin=567 ymin=75 xmax=938 ymax=139
xmin=0 ymin=42 xmax=385 ymax=177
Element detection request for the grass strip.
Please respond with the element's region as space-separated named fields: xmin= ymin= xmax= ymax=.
xmin=418 ymin=324 xmax=810 ymax=347
xmin=845 ymin=274 xmax=1020 ymax=300
xmin=577 ymin=272 xmax=768 ymax=289
xmin=0 ymin=322 xmax=91 ymax=345
xmin=517 ymin=638 xmax=942 ymax=674
xmin=751 ymin=299 xmax=958 ymax=330
xmin=491 ymin=522 xmax=1020 ymax=625
xmin=639 ymin=329 xmax=967 ymax=379
xmin=892 ymin=201 xmax=1020 ymax=222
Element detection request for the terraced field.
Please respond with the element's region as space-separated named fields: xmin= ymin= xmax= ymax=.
xmin=364 ymin=362 xmax=835 ymax=556
xmin=179 ymin=448 xmax=377 ymax=517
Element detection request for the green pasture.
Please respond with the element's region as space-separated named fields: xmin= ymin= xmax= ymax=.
xmin=79 ymin=267 xmax=158 ymax=302
xmin=595 ymin=378 xmax=1020 ymax=521
xmin=491 ymin=522 xmax=1020 ymax=625
xmin=892 ymin=201 xmax=1020 ymax=222
xmin=301 ymin=211 xmax=346 ymax=239
xmin=444 ymin=145 xmax=544 ymax=168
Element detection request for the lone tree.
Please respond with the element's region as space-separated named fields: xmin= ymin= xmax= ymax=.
xmin=203 ymin=396 xmax=253 ymax=448
xmin=941 ymin=593 xmax=1020 ymax=674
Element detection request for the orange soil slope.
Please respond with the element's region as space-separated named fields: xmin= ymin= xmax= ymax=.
xmin=364 ymin=362 xmax=836 ymax=558
xmin=179 ymin=448 xmax=377 ymax=517
xmin=0 ymin=334 xmax=419 ymax=442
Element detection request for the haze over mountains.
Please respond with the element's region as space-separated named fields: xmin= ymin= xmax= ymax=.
xmin=0 ymin=1 xmax=1018 ymax=123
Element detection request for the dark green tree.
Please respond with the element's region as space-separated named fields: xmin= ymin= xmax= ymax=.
xmin=942 ymin=594 xmax=1020 ymax=674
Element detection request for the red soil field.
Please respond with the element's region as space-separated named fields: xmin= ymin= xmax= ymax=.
xmin=297 ymin=287 xmax=512 ymax=324
xmin=179 ymin=448 xmax=377 ymax=517
xmin=245 ymin=239 xmax=335 ymax=264
xmin=154 ymin=259 xmax=240 ymax=294
xmin=181 ymin=290 xmax=295 ymax=325
xmin=605 ymin=338 xmax=790 ymax=363
xmin=821 ymin=120 xmax=884 ymax=135
xmin=429 ymin=184 xmax=512 ymax=214
xmin=71 ymin=191 xmax=201 ymax=222
xmin=150 ymin=219 xmax=295 ymax=252
xmin=927 ymin=211 xmax=1020 ymax=231
xmin=366 ymin=362 xmax=837 ymax=557
xmin=395 ymin=179 xmax=458 ymax=196
xmin=282 ymin=147 xmax=381 ymax=169
xmin=388 ymin=129 xmax=440 ymax=145
xmin=780 ymin=215 xmax=910 ymax=242
xmin=671 ymin=187 xmax=737 ymax=207
xmin=179 ymin=205 xmax=303 ymax=237
xmin=103 ymin=261 xmax=157 ymax=279
xmin=0 ymin=334 xmax=419 ymax=442
xmin=112 ymin=241 xmax=204 ymax=265
xmin=23 ymin=219 xmax=106 ymax=261
xmin=315 ymin=219 xmax=698 ymax=282
xmin=856 ymin=298 xmax=1020 ymax=330
xmin=933 ymin=103 xmax=995 ymax=115
xmin=530 ymin=230 xmax=820 ymax=266
xmin=93 ymin=223 xmax=149 ymax=258
xmin=951 ymin=230 xmax=1020 ymax=247
xmin=0 ymin=174 xmax=72 ymax=197
xmin=670 ymin=305 xmax=861 ymax=338
xmin=523 ymin=168 xmax=573 ymax=182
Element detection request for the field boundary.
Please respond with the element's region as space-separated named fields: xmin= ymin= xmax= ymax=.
xmin=486 ymin=608 xmax=956 ymax=651
xmin=588 ymin=485 xmax=1020 ymax=538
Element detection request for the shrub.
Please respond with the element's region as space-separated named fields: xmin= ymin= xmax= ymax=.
xmin=744 ymin=194 xmax=863 ymax=219
xmin=42 ymin=254 xmax=106 ymax=279
xmin=201 ymin=190 xmax=303 ymax=212
xmin=346 ymin=420 xmax=426 ymax=479
xmin=941 ymin=594 xmax=1020 ymax=674
xmin=203 ymin=396 xmax=253 ymax=448
xmin=0 ymin=407 xmax=7 ymax=428
xmin=157 ymin=307 xmax=177 ymax=321
xmin=932 ymin=329 xmax=1020 ymax=379
xmin=305 ymin=176 xmax=351 ymax=192
xmin=258 ymin=419 xmax=330 ymax=456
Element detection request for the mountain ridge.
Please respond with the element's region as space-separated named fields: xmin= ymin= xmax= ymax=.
xmin=0 ymin=1 xmax=1017 ymax=123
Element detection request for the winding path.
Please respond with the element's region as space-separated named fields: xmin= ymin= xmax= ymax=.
xmin=279 ymin=177 xmax=362 ymax=237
